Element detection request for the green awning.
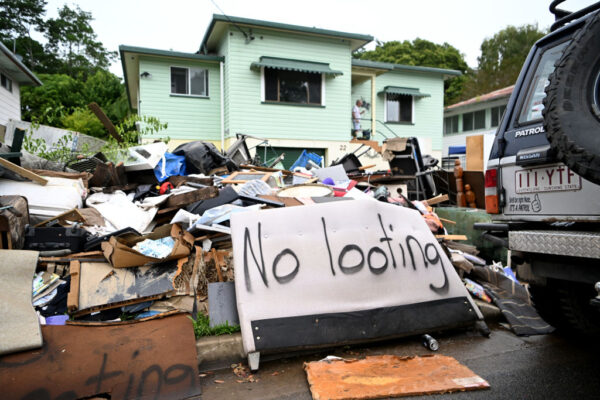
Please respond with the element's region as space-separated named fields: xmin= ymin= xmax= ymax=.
xmin=250 ymin=56 xmax=343 ymax=76
xmin=378 ymin=86 xmax=430 ymax=97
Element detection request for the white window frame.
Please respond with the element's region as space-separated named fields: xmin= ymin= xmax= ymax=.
xmin=1 ymin=72 xmax=12 ymax=93
xmin=384 ymin=93 xmax=414 ymax=123
xmin=170 ymin=66 xmax=209 ymax=97
xmin=261 ymin=68 xmax=325 ymax=106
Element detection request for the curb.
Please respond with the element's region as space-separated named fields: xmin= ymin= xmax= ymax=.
xmin=195 ymin=302 xmax=504 ymax=369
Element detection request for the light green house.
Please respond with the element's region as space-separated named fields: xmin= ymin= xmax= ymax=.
xmin=120 ymin=15 xmax=460 ymax=166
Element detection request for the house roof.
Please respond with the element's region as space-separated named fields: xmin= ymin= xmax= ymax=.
xmin=250 ymin=56 xmax=343 ymax=76
xmin=445 ymin=85 xmax=514 ymax=111
xmin=200 ymin=14 xmax=374 ymax=53
xmin=0 ymin=42 xmax=42 ymax=86
xmin=119 ymin=45 xmax=224 ymax=110
xmin=351 ymin=59 xmax=462 ymax=78
xmin=378 ymin=86 xmax=430 ymax=97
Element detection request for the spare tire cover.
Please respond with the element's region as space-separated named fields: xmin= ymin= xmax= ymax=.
xmin=543 ymin=10 xmax=600 ymax=185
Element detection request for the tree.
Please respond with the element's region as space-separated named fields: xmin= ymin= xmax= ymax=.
xmin=356 ymin=39 xmax=470 ymax=105
xmin=0 ymin=0 xmax=49 ymax=69
xmin=42 ymin=4 xmax=116 ymax=78
xmin=472 ymin=24 xmax=546 ymax=95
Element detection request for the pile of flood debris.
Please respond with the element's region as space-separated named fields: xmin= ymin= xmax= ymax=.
xmin=0 ymin=135 xmax=553 ymax=357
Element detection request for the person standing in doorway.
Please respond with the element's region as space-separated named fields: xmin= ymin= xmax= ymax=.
xmin=352 ymin=99 xmax=364 ymax=138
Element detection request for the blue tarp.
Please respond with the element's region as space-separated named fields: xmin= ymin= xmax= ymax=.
xmin=448 ymin=145 xmax=466 ymax=155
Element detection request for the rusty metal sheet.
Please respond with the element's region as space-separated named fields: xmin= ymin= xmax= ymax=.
xmin=304 ymin=354 xmax=489 ymax=400
xmin=0 ymin=313 xmax=201 ymax=400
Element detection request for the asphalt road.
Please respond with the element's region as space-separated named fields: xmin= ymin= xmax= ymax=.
xmin=199 ymin=323 xmax=600 ymax=399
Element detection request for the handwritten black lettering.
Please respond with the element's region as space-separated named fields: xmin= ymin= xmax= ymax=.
xmin=338 ymin=244 xmax=365 ymax=274
xmin=377 ymin=214 xmax=397 ymax=268
xmin=272 ymin=249 xmax=300 ymax=284
xmin=85 ymin=353 xmax=123 ymax=393
xmin=406 ymin=236 xmax=427 ymax=270
xmin=424 ymin=243 xmax=449 ymax=294
xmin=137 ymin=365 xmax=162 ymax=399
xmin=321 ymin=217 xmax=336 ymax=276
xmin=367 ymin=247 xmax=388 ymax=275
xmin=243 ymin=223 xmax=268 ymax=292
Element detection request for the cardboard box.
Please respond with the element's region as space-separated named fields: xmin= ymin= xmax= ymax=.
xmin=466 ymin=135 xmax=484 ymax=171
xmin=101 ymin=224 xmax=194 ymax=268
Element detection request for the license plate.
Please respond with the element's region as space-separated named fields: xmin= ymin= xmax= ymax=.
xmin=515 ymin=165 xmax=582 ymax=193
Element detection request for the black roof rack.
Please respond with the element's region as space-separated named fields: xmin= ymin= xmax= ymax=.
xmin=549 ymin=0 xmax=600 ymax=31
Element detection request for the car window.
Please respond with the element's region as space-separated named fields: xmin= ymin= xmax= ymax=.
xmin=518 ymin=41 xmax=569 ymax=124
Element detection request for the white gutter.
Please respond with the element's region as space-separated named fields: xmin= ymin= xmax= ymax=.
xmin=220 ymin=60 xmax=225 ymax=151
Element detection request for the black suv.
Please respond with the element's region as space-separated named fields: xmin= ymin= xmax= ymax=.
xmin=479 ymin=1 xmax=600 ymax=331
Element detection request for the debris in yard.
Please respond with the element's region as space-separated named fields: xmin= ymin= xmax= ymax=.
xmin=0 ymin=127 xmax=553 ymax=393
xmin=304 ymin=355 xmax=489 ymax=400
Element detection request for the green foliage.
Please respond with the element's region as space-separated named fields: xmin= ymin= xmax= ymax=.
xmin=100 ymin=114 xmax=168 ymax=163
xmin=190 ymin=313 xmax=240 ymax=338
xmin=0 ymin=0 xmax=46 ymax=41
xmin=356 ymin=38 xmax=470 ymax=105
xmin=61 ymin=108 xmax=106 ymax=138
xmin=20 ymin=73 xmax=84 ymax=125
xmin=41 ymin=4 xmax=116 ymax=79
xmin=22 ymin=129 xmax=79 ymax=163
xmin=466 ymin=24 xmax=546 ymax=98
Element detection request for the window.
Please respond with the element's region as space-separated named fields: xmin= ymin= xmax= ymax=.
xmin=444 ymin=115 xmax=459 ymax=134
xmin=491 ymin=105 xmax=506 ymax=127
xmin=462 ymin=110 xmax=485 ymax=131
xmin=264 ymin=68 xmax=322 ymax=105
xmin=170 ymin=67 xmax=208 ymax=96
xmin=385 ymin=94 xmax=413 ymax=123
xmin=518 ymin=41 xmax=569 ymax=124
xmin=1 ymin=73 xmax=12 ymax=93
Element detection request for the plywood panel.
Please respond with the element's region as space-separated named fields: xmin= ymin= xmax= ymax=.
xmin=466 ymin=135 xmax=484 ymax=171
xmin=304 ymin=354 xmax=489 ymax=399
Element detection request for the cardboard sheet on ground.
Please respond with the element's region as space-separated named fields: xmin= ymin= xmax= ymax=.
xmin=75 ymin=261 xmax=178 ymax=314
xmin=0 ymin=314 xmax=201 ymax=400
xmin=231 ymin=200 xmax=482 ymax=355
xmin=0 ymin=250 xmax=42 ymax=355
xmin=304 ymin=355 xmax=489 ymax=400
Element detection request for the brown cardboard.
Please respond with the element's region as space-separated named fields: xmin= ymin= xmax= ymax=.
xmin=101 ymin=223 xmax=195 ymax=268
xmin=466 ymin=135 xmax=484 ymax=171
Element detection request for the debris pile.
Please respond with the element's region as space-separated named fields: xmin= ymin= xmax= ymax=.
xmin=0 ymin=134 xmax=552 ymax=368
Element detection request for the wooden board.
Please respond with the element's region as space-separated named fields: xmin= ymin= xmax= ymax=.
xmin=163 ymin=186 xmax=219 ymax=209
xmin=435 ymin=234 xmax=469 ymax=241
xmin=0 ymin=157 xmax=47 ymax=185
xmin=221 ymin=171 xmax=272 ymax=184
xmin=0 ymin=314 xmax=201 ymax=400
xmin=466 ymin=135 xmax=484 ymax=171
xmin=73 ymin=261 xmax=179 ymax=316
xmin=304 ymin=355 xmax=489 ymax=400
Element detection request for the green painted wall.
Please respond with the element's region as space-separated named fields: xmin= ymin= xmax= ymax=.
xmin=222 ymin=26 xmax=352 ymax=141
xmin=138 ymin=56 xmax=221 ymax=141
xmin=351 ymin=70 xmax=445 ymax=150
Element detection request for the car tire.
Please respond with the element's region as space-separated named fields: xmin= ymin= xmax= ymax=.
xmin=531 ymin=280 xmax=600 ymax=334
xmin=543 ymin=10 xmax=600 ymax=185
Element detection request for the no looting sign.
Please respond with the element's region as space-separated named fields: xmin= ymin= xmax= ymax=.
xmin=231 ymin=200 xmax=482 ymax=354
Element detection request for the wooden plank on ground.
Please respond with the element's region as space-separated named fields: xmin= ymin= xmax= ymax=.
xmin=304 ymin=354 xmax=489 ymax=399
xmin=0 ymin=157 xmax=47 ymax=185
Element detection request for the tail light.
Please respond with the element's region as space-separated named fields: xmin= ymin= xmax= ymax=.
xmin=485 ymin=168 xmax=499 ymax=214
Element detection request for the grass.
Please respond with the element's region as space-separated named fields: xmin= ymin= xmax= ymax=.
xmin=190 ymin=313 xmax=240 ymax=338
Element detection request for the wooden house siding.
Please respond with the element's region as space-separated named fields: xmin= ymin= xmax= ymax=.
xmin=223 ymin=26 xmax=352 ymax=141
xmin=138 ymin=56 xmax=222 ymax=141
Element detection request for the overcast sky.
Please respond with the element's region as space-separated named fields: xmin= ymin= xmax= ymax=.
xmin=41 ymin=0 xmax=597 ymax=77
